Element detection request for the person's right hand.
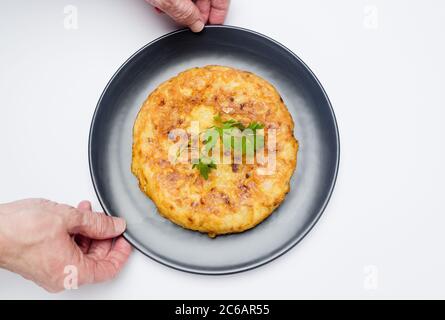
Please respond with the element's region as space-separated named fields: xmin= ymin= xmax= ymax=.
xmin=0 ymin=199 xmax=132 ymax=292
xmin=146 ymin=0 xmax=230 ymax=32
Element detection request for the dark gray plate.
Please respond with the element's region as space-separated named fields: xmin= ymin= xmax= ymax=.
xmin=89 ymin=25 xmax=339 ymax=274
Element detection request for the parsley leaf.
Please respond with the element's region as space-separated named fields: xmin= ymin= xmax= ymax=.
xmin=207 ymin=115 xmax=266 ymax=156
xmin=214 ymin=114 xmax=245 ymax=131
xmin=192 ymin=158 xmax=217 ymax=180
xmin=222 ymin=119 xmax=245 ymax=131
xmin=190 ymin=116 xmax=265 ymax=180
xmin=246 ymin=122 xmax=265 ymax=131
xmin=213 ymin=114 xmax=222 ymax=123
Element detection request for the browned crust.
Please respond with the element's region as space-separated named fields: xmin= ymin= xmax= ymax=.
xmin=131 ymin=65 xmax=298 ymax=236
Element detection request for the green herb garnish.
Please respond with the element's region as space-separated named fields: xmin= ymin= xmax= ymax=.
xmin=246 ymin=121 xmax=265 ymax=131
xmin=192 ymin=158 xmax=217 ymax=180
xmin=193 ymin=116 xmax=265 ymax=179
xmin=210 ymin=115 xmax=265 ymax=155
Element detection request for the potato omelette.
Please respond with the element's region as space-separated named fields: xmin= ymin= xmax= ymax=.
xmin=132 ymin=65 xmax=298 ymax=237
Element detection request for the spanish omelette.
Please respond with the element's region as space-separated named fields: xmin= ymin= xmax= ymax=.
xmin=132 ymin=65 xmax=298 ymax=237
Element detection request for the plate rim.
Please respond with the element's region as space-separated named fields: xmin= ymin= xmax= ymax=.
xmin=88 ymin=24 xmax=340 ymax=275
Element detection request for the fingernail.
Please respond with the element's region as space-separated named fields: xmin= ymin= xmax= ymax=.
xmin=190 ymin=20 xmax=205 ymax=33
xmin=114 ymin=217 xmax=127 ymax=233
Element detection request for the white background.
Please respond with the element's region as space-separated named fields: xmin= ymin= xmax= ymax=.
xmin=1 ymin=0 xmax=444 ymax=299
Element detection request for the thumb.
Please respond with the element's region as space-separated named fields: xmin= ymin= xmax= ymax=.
xmin=146 ymin=0 xmax=204 ymax=32
xmin=66 ymin=209 xmax=127 ymax=239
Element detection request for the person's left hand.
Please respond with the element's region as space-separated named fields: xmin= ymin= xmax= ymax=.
xmin=0 ymin=199 xmax=132 ymax=292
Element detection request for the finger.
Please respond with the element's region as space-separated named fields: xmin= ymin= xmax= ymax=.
xmin=87 ymin=214 xmax=112 ymax=259
xmin=74 ymin=201 xmax=93 ymax=253
xmin=89 ymin=236 xmax=132 ymax=283
xmin=209 ymin=0 xmax=229 ymax=24
xmin=66 ymin=210 xmax=126 ymax=240
xmin=77 ymin=200 xmax=92 ymax=212
xmin=195 ymin=0 xmax=211 ymax=23
xmin=146 ymin=0 xmax=204 ymax=32
xmin=154 ymin=6 xmax=164 ymax=14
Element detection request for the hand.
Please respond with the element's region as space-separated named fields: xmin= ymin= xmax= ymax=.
xmin=146 ymin=0 xmax=230 ymax=32
xmin=0 ymin=199 xmax=132 ymax=292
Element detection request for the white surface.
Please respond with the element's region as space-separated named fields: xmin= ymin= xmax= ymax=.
xmin=1 ymin=0 xmax=445 ymax=299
